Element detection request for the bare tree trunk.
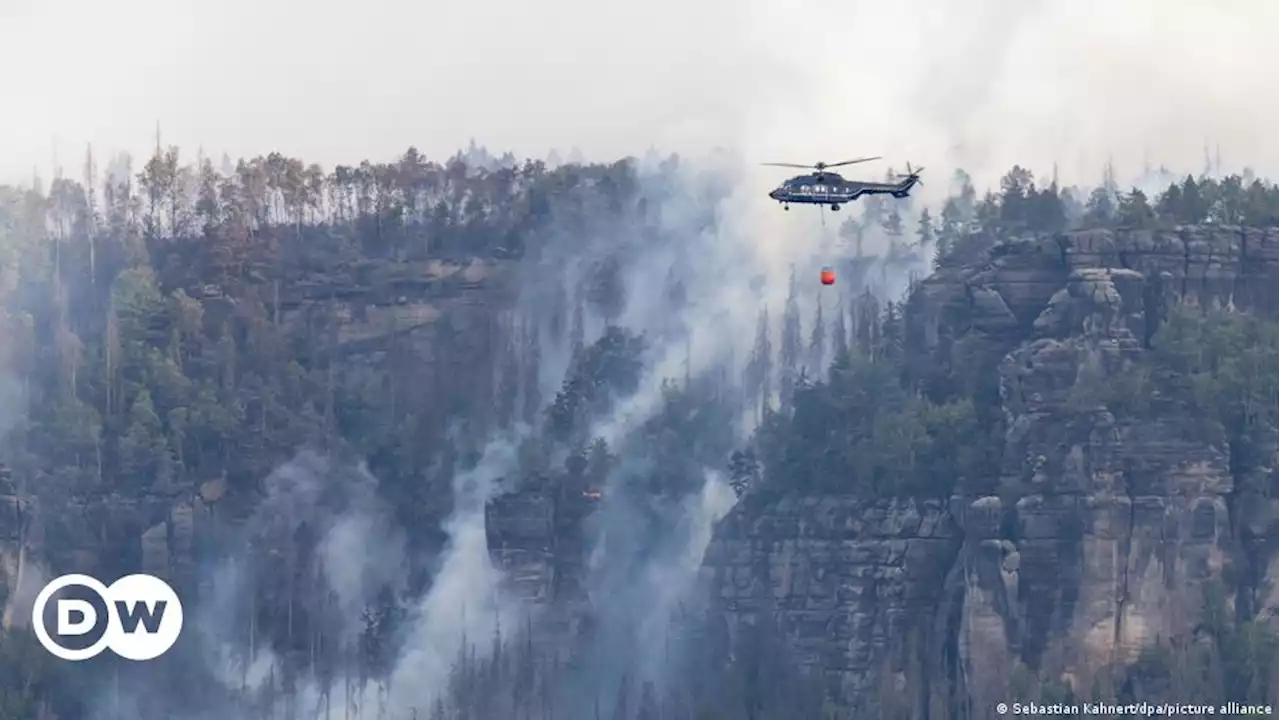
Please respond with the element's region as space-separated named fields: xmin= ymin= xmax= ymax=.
xmin=247 ymin=596 xmax=257 ymax=694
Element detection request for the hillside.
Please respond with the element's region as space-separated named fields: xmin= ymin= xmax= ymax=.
xmin=709 ymin=225 xmax=1279 ymax=716
xmin=0 ymin=148 xmax=1275 ymax=719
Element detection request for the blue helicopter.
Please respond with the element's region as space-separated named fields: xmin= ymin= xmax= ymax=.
xmin=765 ymin=157 xmax=923 ymax=211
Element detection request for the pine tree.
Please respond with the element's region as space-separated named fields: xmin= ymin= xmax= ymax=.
xmin=117 ymin=388 xmax=163 ymax=487
xmin=587 ymin=255 xmax=626 ymax=323
xmin=881 ymin=205 xmax=903 ymax=238
xmin=778 ymin=270 xmax=802 ymax=409
xmin=548 ymin=281 xmax=568 ymax=345
xmin=521 ymin=320 xmax=542 ymax=426
xmin=496 ymin=320 xmax=519 ymax=429
xmin=830 ymin=300 xmax=848 ymax=357
xmin=1030 ymin=182 xmax=1066 ymax=232
xmin=1179 ymin=174 xmax=1209 ymax=222
xmin=974 ymin=190 xmax=1001 ymax=233
xmin=744 ymin=307 xmax=773 ymax=422
xmin=997 ymin=165 xmax=1035 ymax=227
xmin=838 ymin=217 xmax=862 ymax=256
xmin=807 ymin=300 xmax=826 ymax=375
xmin=1083 ymin=186 xmax=1115 ymax=227
xmin=915 ymin=208 xmax=935 ymax=248
xmin=951 ymin=168 xmax=977 ymax=218
xmin=611 ymin=674 xmax=631 ymax=720
xmin=860 ymin=193 xmax=885 ymax=236
xmin=1156 ymin=182 xmax=1184 ymax=222
xmin=1116 ymin=188 xmax=1156 ymax=227
xmin=570 ymin=292 xmax=585 ymax=357
xmin=935 ymin=198 xmax=963 ymax=267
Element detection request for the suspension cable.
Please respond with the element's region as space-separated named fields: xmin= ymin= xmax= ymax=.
xmin=815 ymin=203 xmax=841 ymax=317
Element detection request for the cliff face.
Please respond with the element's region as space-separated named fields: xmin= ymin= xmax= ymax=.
xmin=4 ymin=217 xmax=1273 ymax=716
xmin=703 ymin=226 xmax=1279 ymax=712
xmin=0 ymin=257 xmax=514 ymax=622
xmin=703 ymin=497 xmax=959 ymax=700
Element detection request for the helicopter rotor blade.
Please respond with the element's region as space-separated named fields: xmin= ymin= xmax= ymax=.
xmin=824 ymin=156 xmax=882 ymax=169
xmin=761 ymin=162 xmax=818 ymax=169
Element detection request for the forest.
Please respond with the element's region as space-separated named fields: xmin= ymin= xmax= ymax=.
xmin=0 ymin=142 xmax=1276 ymax=719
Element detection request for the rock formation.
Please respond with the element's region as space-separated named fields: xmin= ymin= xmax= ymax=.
xmin=0 ymin=257 xmax=516 ymax=624
xmin=2 ymin=219 xmax=1273 ymax=716
xmin=704 ymin=225 xmax=1279 ymax=712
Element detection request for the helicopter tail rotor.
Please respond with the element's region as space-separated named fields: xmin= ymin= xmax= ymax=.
xmin=894 ymin=162 xmax=925 ymax=185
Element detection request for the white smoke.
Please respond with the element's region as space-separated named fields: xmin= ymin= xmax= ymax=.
xmin=197 ymin=439 xmax=526 ymax=715
xmin=125 ymin=151 xmax=788 ymax=719
xmin=4 ymin=3 xmax=1276 ymax=717
xmin=633 ymin=470 xmax=738 ymax=683
xmin=386 ymin=433 xmax=524 ymax=714
xmin=596 ymin=150 xmax=833 ymax=447
xmin=176 ymin=452 xmax=408 ymax=713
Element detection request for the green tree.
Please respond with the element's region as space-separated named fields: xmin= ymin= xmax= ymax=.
xmin=997 ymin=165 xmax=1035 ymax=227
xmin=916 ymin=207 xmax=935 ymax=249
xmin=1116 ymin=188 xmax=1156 ymax=227
xmin=881 ymin=205 xmax=904 ymax=238
xmin=779 ymin=271 xmax=802 ymax=408
xmin=117 ymin=388 xmax=171 ymax=487
xmin=1083 ymin=186 xmax=1116 ymax=226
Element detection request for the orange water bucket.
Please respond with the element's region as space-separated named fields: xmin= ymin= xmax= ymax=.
xmin=820 ymin=266 xmax=836 ymax=286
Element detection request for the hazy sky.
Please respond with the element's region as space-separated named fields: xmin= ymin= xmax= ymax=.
xmin=1 ymin=0 xmax=1276 ymax=190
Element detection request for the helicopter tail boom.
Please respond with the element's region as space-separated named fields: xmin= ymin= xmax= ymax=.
xmin=890 ymin=163 xmax=924 ymax=197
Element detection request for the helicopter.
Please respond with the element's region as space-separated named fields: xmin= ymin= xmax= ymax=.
xmin=765 ymin=157 xmax=924 ymax=211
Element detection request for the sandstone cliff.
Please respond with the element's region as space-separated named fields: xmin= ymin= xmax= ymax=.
xmin=0 ymin=256 xmax=515 ymax=623
xmin=2 ymin=219 xmax=1273 ymax=718
xmin=704 ymin=226 xmax=1279 ymax=714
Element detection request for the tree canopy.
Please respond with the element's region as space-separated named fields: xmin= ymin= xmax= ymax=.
xmin=0 ymin=143 xmax=1275 ymax=719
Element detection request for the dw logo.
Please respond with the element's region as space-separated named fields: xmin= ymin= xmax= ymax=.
xmin=32 ymin=574 xmax=184 ymax=661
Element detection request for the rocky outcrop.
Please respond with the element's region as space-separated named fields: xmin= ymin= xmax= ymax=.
xmin=488 ymin=484 xmax=558 ymax=603
xmin=960 ymin=228 xmax=1275 ymax=696
xmin=706 ymin=226 xmax=1279 ymax=712
xmin=0 ymin=465 xmax=33 ymax=630
xmin=703 ymin=497 xmax=958 ymax=702
xmin=273 ymin=258 xmax=512 ymax=359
